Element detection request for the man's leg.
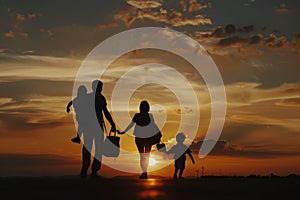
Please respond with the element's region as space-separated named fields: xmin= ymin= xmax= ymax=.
xmin=91 ymin=136 xmax=103 ymax=177
xmin=178 ymin=169 xmax=184 ymax=179
xmin=80 ymin=146 xmax=91 ymax=178
xmin=91 ymin=157 xmax=101 ymax=177
xmin=174 ymin=168 xmax=179 ymax=179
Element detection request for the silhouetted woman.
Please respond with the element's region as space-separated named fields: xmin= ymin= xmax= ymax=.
xmin=118 ymin=100 xmax=161 ymax=179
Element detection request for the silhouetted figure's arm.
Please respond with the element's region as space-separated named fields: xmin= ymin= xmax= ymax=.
xmin=103 ymin=106 xmax=116 ymax=132
xmin=118 ymin=120 xmax=135 ymax=134
xmin=124 ymin=120 xmax=135 ymax=132
xmin=161 ymin=145 xmax=175 ymax=154
xmin=66 ymin=100 xmax=73 ymax=113
xmin=187 ymin=150 xmax=195 ymax=164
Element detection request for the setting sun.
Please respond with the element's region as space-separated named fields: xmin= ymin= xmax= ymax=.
xmin=149 ymin=157 xmax=157 ymax=166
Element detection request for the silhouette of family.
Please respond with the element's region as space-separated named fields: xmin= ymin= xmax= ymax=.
xmin=66 ymin=79 xmax=195 ymax=179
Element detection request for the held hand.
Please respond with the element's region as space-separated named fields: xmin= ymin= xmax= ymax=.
xmin=117 ymin=130 xmax=125 ymax=134
xmin=159 ymin=147 xmax=167 ymax=153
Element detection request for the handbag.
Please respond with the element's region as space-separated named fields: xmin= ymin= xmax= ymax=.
xmin=156 ymin=142 xmax=166 ymax=151
xmin=102 ymin=123 xmax=120 ymax=158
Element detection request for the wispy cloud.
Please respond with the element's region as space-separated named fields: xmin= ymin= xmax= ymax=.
xmin=226 ymin=82 xmax=300 ymax=106
xmin=0 ymin=53 xmax=81 ymax=81
xmin=224 ymin=82 xmax=300 ymax=134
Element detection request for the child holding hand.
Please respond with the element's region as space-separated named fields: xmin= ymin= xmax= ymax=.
xmin=163 ymin=132 xmax=195 ymax=179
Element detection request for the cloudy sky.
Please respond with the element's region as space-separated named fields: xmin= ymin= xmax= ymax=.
xmin=0 ymin=0 xmax=300 ymax=177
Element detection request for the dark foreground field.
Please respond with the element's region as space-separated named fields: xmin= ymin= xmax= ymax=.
xmin=0 ymin=175 xmax=299 ymax=200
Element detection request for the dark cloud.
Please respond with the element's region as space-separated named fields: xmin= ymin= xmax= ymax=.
xmin=209 ymin=24 xmax=255 ymax=39
xmin=210 ymin=26 xmax=223 ymax=38
xmin=0 ymin=22 xmax=121 ymax=57
xmin=224 ymin=24 xmax=236 ymax=35
xmin=2 ymin=1 xmax=298 ymax=57
xmin=264 ymin=34 xmax=288 ymax=48
xmin=114 ymin=0 xmax=212 ymax=28
xmin=190 ymin=140 xmax=300 ymax=158
xmin=1 ymin=0 xmax=124 ymax=27
xmin=218 ymin=36 xmax=247 ymax=46
xmin=0 ymin=79 xmax=73 ymax=100
xmin=204 ymin=24 xmax=292 ymax=51
xmin=0 ymin=0 xmax=123 ymax=57
xmin=238 ymin=25 xmax=254 ymax=34
xmin=0 ymin=154 xmax=77 ymax=176
xmin=248 ymin=35 xmax=262 ymax=44
xmin=0 ymin=113 xmax=66 ymax=131
xmin=0 ymin=153 xmax=73 ymax=166
xmin=203 ymin=23 xmax=296 ymax=54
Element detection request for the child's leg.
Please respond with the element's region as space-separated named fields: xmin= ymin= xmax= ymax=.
xmin=71 ymin=136 xmax=81 ymax=144
xmin=71 ymin=126 xmax=82 ymax=144
xmin=178 ymin=162 xmax=185 ymax=178
xmin=178 ymin=169 xmax=184 ymax=178
xmin=174 ymin=168 xmax=179 ymax=179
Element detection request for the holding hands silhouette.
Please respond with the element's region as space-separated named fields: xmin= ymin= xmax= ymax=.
xmin=117 ymin=130 xmax=125 ymax=134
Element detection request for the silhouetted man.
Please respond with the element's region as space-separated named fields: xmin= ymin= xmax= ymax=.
xmin=80 ymin=79 xmax=116 ymax=178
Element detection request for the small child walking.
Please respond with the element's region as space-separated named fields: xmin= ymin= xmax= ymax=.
xmin=164 ymin=132 xmax=195 ymax=179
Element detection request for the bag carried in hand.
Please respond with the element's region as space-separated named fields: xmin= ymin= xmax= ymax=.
xmin=102 ymin=130 xmax=120 ymax=158
xmin=148 ymin=131 xmax=162 ymax=145
xmin=156 ymin=142 xmax=166 ymax=151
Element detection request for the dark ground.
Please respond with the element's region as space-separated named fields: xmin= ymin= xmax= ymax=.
xmin=0 ymin=175 xmax=299 ymax=200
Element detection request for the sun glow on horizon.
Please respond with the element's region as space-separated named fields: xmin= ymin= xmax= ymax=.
xmin=149 ymin=157 xmax=157 ymax=166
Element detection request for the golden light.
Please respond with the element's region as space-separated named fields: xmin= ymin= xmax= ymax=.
xmin=149 ymin=157 xmax=157 ymax=166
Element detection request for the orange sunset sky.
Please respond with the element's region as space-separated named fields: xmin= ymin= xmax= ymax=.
xmin=0 ymin=0 xmax=300 ymax=178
